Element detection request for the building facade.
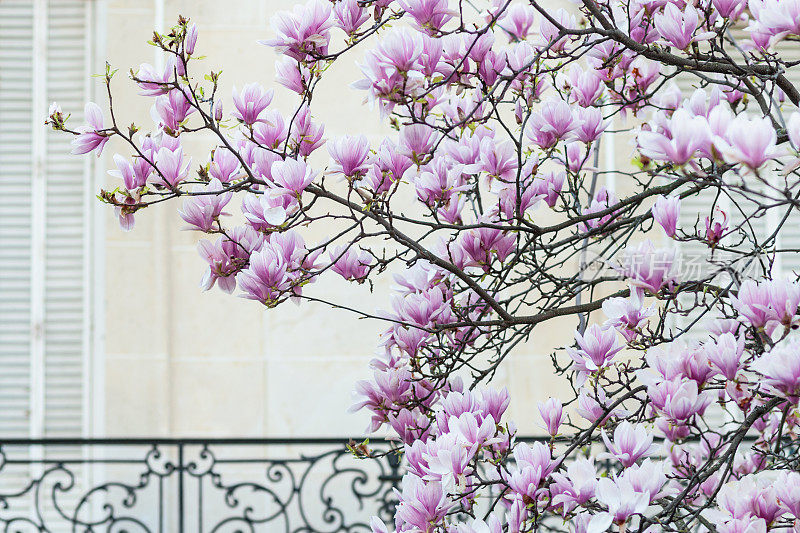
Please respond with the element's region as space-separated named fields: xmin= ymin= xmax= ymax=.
xmin=1 ymin=0 xmax=631 ymax=441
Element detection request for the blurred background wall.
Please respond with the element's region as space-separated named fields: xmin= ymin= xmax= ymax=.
xmin=0 ymin=0 xmax=630 ymax=440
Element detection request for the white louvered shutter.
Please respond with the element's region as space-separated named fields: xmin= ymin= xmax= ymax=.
xmin=0 ymin=0 xmax=37 ymax=438
xmin=0 ymin=0 xmax=93 ymax=440
xmin=44 ymin=0 xmax=92 ymax=438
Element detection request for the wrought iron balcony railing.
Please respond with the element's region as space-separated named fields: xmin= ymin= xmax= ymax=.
xmin=0 ymin=437 xmax=414 ymax=533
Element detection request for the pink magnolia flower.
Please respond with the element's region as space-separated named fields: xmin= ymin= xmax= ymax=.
xmin=351 ymin=365 xmax=414 ymax=428
xmin=333 ymin=0 xmax=369 ymax=35
xmin=713 ymin=517 xmax=768 ymax=533
xmin=537 ymin=8 xmax=575 ymax=52
xmin=602 ymin=293 xmax=655 ymax=342
xmin=479 ymin=388 xmax=510 ymax=423
xmin=576 ymin=387 xmax=627 ymax=424
xmin=453 ymin=225 xmax=516 ymax=270
xmin=365 ymin=139 xmax=413 ymax=194
xmin=567 ymin=323 xmax=624 ymax=381
xmin=732 ymin=279 xmax=773 ymax=330
xmin=704 ymin=206 xmax=728 ymax=246
xmin=414 ymin=157 xmax=469 ymax=207
xmin=550 ymin=457 xmax=598 ymax=514
xmin=731 ymin=278 xmax=800 ymax=335
xmin=573 ymin=106 xmax=609 ymax=144
xmin=507 ymin=441 xmax=556 ymax=500
xmin=134 ymin=56 xmax=182 ymax=97
xmin=767 ymin=277 xmax=800 ymax=328
xmin=657 ymin=378 xmax=712 ymax=422
xmin=253 ymin=111 xmax=289 ymax=151
xmin=565 ymin=65 xmax=604 ymax=107
xmin=111 ymin=190 xmax=140 ymax=232
xmin=330 ymin=245 xmax=373 ymax=282
xmin=153 ymin=146 xmax=191 ymax=188
xmin=538 ymin=398 xmax=563 ymax=436
xmin=679 ymin=343 xmax=716 ymax=386
xmin=719 ymin=114 xmax=782 ymax=170
xmin=232 ymin=84 xmax=273 ymax=125
xmin=479 ymin=139 xmax=518 ymax=182
xmin=622 ymin=459 xmax=667 ymax=503
xmin=775 ymin=471 xmax=800 ymax=518
xmin=506 ymin=42 xmax=550 ymax=96
xmin=400 ymin=124 xmax=437 ymax=162
xmin=465 ymin=29 xmax=495 ymax=64
xmin=289 ymin=104 xmax=326 ymax=156
xmin=704 ymin=332 xmax=745 ymax=381
xmin=752 ymin=336 xmax=800 ymax=402
xmin=526 ymin=99 xmax=578 ymax=149
xmin=712 ymin=0 xmax=747 ymax=19
xmin=238 ymin=246 xmax=293 ymax=304
xmin=716 ymin=477 xmax=784 ymax=526
xmin=184 ymin=23 xmax=198 ymax=55
xmin=178 ymin=178 xmax=232 ymax=232
xmin=420 ymin=432 xmax=476 ymax=490
xmin=197 ymin=238 xmax=239 ymax=293
xmin=494 ymin=176 xmax=545 ymax=220
xmin=209 ymin=148 xmax=243 ymax=183
xmin=241 ymin=194 xmax=288 ymax=231
xmin=654 ymin=3 xmax=714 ymax=50
xmin=152 ymin=88 xmax=195 ymax=131
xmin=564 ymin=142 xmax=585 ymax=171
xmin=328 ymin=134 xmax=371 ymax=180
xmin=394 ymin=475 xmax=450 ymax=531
xmin=388 ymin=285 xmax=453 ymax=329
xmin=398 ymin=0 xmax=455 ymax=33
xmin=353 ymin=45 xmax=425 ymax=116
xmin=71 ymin=102 xmax=110 ymax=156
xmin=637 ymin=108 xmax=711 ymax=164
xmin=108 ymin=154 xmax=149 ymax=190
xmin=271 ymin=159 xmax=317 ymax=198
xmin=197 ymin=227 xmax=263 ymax=294
xmin=589 ymin=477 xmax=650 ymax=531
xmin=269 ymin=229 xmax=319 ymax=280
xmin=747 ymin=0 xmax=800 ymax=48
xmin=601 ymin=422 xmax=656 ymax=467
xmin=532 ymin=171 xmax=565 ymax=208
xmin=477 ymin=50 xmax=506 ymax=86
xmin=448 ymin=410 xmax=497 ymax=451
xmin=212 ymin=101 xmax=223 ymax=122
xmin=388 ymin=408 xmax=433 ymax=444
xmin=250 ymin=144 xmax=283 ymax=182
xmin=619 ymin=241 xmax=678 ymax=296
xmin=275 ymin=57 xmax=311 ymax=95
xmin=453 ymin=516 xmax=503 ymax=533
xmin=500 ymin=3 xmax=536 ymax=41
xmin=652 ymin=195 xmax=680 ymax=237
xmin=260 ymin=0 xmax=334 ymax=61
xmin=435 ymin=390 xmax=478 ymax=433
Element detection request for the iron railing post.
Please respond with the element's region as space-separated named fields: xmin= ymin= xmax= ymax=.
xmin=178 ymin=442 xmax=185 ymax=533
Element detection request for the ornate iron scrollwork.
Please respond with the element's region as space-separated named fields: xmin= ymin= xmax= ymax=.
xmin=0 ymin=438 xmax=405 ymax=533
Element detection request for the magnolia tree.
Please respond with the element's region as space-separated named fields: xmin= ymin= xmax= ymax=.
xmin=48 ymin=0 xmax=800 ymax=530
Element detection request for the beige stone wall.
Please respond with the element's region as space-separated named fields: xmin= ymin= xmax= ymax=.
xmin=98 ymin=0 xmax=633 ymax=438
